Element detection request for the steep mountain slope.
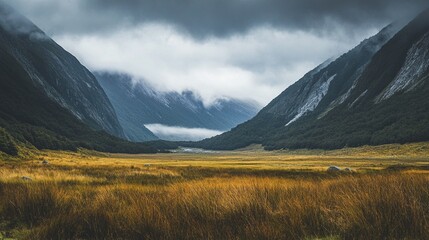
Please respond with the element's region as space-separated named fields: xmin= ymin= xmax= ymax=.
xmin=95 ymin=73 xmax=159 ymax=142
xmin=95 ymin=72 xmax=260 ymax=141
xmin=0 ymin=3 xmax=125 ymax=138
xmin=195 ymin=14 xmax=429 ymax=150
xmin=0 ymin=44 xmax=159 ymax=154
xmin=0 ymin=4 xmax=161 ymax=154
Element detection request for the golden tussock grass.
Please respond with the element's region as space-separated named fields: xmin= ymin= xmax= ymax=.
xmin=1 ymin=174 xmax=429 ymax=239
xmin=0 ymin=143 xmax=429 ymax=239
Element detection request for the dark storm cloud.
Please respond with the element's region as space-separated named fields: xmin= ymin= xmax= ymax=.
xmin=5 ymin=0 xmax=429 ymax=38
xmin=86 ymin=0 xmax=427 ymax=36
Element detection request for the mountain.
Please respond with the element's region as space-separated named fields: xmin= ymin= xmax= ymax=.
xmin=0 ymin=3 xmax=159 ymax=154
xmin=95 ymin=72 xmax=158 ymax=142
xmin=95 ymin=72 xmax=260 ymax=141
xmin=0 ymin=3 xmax=125 ymax=138
xmin=195 ymin=12 xmax=429 ymax=150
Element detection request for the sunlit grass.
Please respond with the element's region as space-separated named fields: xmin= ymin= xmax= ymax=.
xmin=0 ymin=142 xmax=428 ymax=239
xmin=26 ymin=142 xmax=429 ymax=173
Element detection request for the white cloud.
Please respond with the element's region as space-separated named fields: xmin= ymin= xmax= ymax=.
xmin=54 ymin=23 xmax=371 ymax=106
xmin=145 ymin=124 xmax=223 ymax=141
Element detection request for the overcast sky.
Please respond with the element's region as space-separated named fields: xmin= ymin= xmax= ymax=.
xmin=5 ymin=0 xmax=428 ymax=106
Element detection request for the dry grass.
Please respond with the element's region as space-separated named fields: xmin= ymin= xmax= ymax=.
xmin=0 ymin=142 xmax=429 ymax=239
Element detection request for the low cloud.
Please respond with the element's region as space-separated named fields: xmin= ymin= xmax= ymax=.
xmin=145 ymin=124 xmax=223 ymax=141
xmin=56 ymin=23 xmax=367 ymax=106
xmin=0 ymin=3 xmax=46 ymax=38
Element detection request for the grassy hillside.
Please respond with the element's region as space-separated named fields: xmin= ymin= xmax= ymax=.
xmin=265 ymin=79 xmax=429 ymax=150
xmin=194 ymin=76 xmax=429 ymax=151
xmin=0 ymin=128 xmax=17 ymax=155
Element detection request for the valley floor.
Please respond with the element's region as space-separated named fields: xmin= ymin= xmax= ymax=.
xmin=1 ymin=142 xmax=429 ymax=239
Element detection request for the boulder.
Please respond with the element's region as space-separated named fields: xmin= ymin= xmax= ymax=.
xmin=21 ymin=176 xmax=32 ymax=181
xmin=327 ymin=166 xmax=341 ymax=172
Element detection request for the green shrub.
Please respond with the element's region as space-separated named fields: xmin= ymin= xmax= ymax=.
xmin=0 ymin=127 xmax=18 ymax=155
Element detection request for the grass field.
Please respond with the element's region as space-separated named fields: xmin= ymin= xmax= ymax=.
xmin=1 ymin=143 xmax=429 ymax=239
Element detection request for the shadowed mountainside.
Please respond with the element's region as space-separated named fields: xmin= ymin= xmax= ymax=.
xmin=195 ymin=11 xmax=429 ymax=150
